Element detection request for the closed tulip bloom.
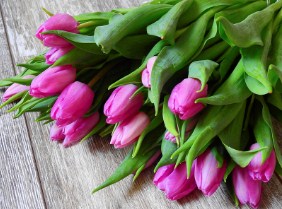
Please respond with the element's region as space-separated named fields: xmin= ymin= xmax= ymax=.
xmin=232 ymin=166 xmax=262 ymax=209
xmin=45 ymin=46 xmax=74 ymax=65
xmin=30 ymin=65 xmax=76 ymax=98
xmin=51 ymin=81 xmax=94 ymax=126
xmin=50 ymin=123 xmax=65 ymax=141
xmin=141 ymin=56 xmax=157 ymax=88
xmin=104 ymin=84 xmax=143 ymax=124
xmin=247 ymin=143 xmax=276 ymax=182
xmin=63 ymin=112 xmax=100 ymax=147
xmin=195 ymin=149 xmax=227 ymax=196
xmin=36 ymin=13 xmax=79 ymax=47
xmin=110 ymin=112 xmax=150 ymax=148
xmin=2 ymin=75 xmax=34 ymax=101
xmin=153 ymin=163 xmax=197 ymax=200
xmin=168 ymin=78 xmax=208 ymax=120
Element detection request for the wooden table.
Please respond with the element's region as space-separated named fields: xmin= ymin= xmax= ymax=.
xmin=0 ymin=0 xmax=281 ymax=208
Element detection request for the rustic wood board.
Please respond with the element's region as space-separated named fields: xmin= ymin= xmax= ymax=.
xmin=0 ymin=0 xmax=281 ymax=208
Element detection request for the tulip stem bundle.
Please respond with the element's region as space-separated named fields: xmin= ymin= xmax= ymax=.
xmin=1 ymin=0 xmax=282 ymax=208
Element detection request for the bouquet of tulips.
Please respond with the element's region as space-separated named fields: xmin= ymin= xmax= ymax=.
xmin=1 ymin=0 xmax=282 ymax=208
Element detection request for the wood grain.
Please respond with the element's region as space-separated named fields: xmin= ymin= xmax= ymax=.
xmin=0 ymin=0 xmax=281 ymax=209
xmin=0 ymin=7 xmax=46 ymax=209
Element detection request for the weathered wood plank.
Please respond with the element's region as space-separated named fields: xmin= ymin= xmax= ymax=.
xmin=0 ymin=0 xmax=281 ymax=209
xmin=0 ymin=8 xmax=46 ymax=209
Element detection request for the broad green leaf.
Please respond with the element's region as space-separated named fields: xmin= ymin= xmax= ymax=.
xmin=94 ymin=4 xmax=171 ymax=53
xmin=92 ymin=134 xmax=161 ymax=193
xmin=267 ymin=90 xmax=282 ymax=110
xmin=113 ymin=35 xmax=158 ymax=59
xmin=147 ymin=0 xmax=193 ymax=45
xmin=197 ymin=60 xmax=252 ymax=105
xmin=172 ymin=102 xmax=245 ymax=176
xmin=151 ymin=7 xmax=220 ymax=113
xmin=43 ymin=30 xmax=104 ymax=54
xmin=224 ymin=145 xmax=266 ymax=167
xmin=0 ymin=77 xmax=33 ymax=86
xmin=132 ymin=111 xmax=164 ymax=157
xmin=154 ymin=138 xmax=177 ymax=172
xmin=195 ymin=41 xmax=229 ymax=61
xmin=0 ymin=80 xmax=12 ymax=87
xmin=109 ymin=40 xmax=167 ymax=89
xmin=162 ymin=96 xmax=178 ymax=137
xmin=74 ymin=12 xmax=114 ymax=22
xmin=53 ymin=48 xmax=107 ymax=67
xmin=188 ymin=60 xmax=218 ymax=91
xmin=217 ymin=1 xmax=281 ymax=47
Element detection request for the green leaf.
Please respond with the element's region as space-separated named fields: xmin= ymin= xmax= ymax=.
xmin=197 ymin=60 xmax=252 ymax=105
xmin=94 ymin=4 xmax=171 ymax=53
xmin=217 ymin=1 xmax=281 ymax=47
xmin=0 ymin=77 xmax=33 ymax=86
xmin=113 ymin=35 xmax=158 ymax=59
xmin=195 ymin=41 xmax=229 ymax=61
xmin=267 ymin=90 xmax=282 ymax=110
xmin=74 ymin=12 xmax=114 ymax=22
xmin=147 ymin=0 xmax=193 ymax=45
xmin=132 ymin=111 xmax=164 ymax=157
xmin=109 ymin=40 xmax=167 ymax=89
xmin=151 ymin=7 xmax=220 ymax=113
xmin=43 ymin=30 xmax=104 ymax=54
xmin=53 ymin=48 xmax=107 ymax=67
xmin=162 ymin=96 xmax=178 ymax=137
xmin=224 ymin=160 xmax=235 ymax=182
xmin=188 ymin=60 xmax=218 ymax=91
xmin=211 ymin=147 xmax=224 ymax=168
xmin=275 ymin=163 xmax=282 ymax=176
xmin=0 ymin=91 xmax=27 ymax=109
xmin=154 ymin=138 xmax=177 ymax=172
xmin=92 ymin=134 xmax=161 ymax=193
xmin=17 ymin=62 xmax=50 ymax=72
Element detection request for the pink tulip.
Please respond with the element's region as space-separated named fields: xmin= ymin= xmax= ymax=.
xmin=50 ymin=123 xmax=65 ymax=141
xmin=51 ymin=81 xmax=94 ymax=126
xmin=153 ymin=162 xmax=197 ymax=200
xmin=194 ymin=149 xmax=227 ymax=196
xmin=247 ymin=143 xmax=276 ymax=182
xmin=2 ymin=75 xmax=35 ymax=102
xmin=29 ymin=65 xmax=76 ymax=98
xmin=62 ymin=112 xmax=100 ymax=147
xmin=110 ymin=112 xmax=150 ymax=148
xmin=104 ymin=84 xmax=143 ymax=124
xmin=141 ymin=56 xmax=157 ymax=88
xmin=36 ymin=13 xmax=79 ymax=47
xmin=168 ymin=78 xmax=208 ymax=120
xmin=45 ymin=46 xmax=74 ymax=65
xmin=232 ymin=166 xmax=262 ymax=209
xmin=164 ymin=119 xmax=197 ymax=143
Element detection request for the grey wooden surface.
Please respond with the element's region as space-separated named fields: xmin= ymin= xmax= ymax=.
xmin=0 ymin=0 xmax=281 ymax=208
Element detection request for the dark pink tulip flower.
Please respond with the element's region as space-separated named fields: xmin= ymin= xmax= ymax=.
xmin=45 ymin=46 xmax=74 ymax=65
xmin=153 ymin=162 xmax=197 ymax=200
xmin=232 ymin=166 xmax=262 ymax=209
xmin=2 ymin=75 xmax=35 ymax=102
xmin=50 ymin=123 xmax=65 ymax=141
xmin=51 ymin=81 xmax=94 ymax=126
xmin=30 ymin=65 xmax=76 ymax=98
xmin=104 ymin=84 xmax=143 ymax=124
xmin=168 ymin=78 xmax=207 ymax=120
xmin=247 ymin=143 xmax=276 ymax=182
xmin=110 ymin=112 xmax=150 ymax=148
xmin=141 ymin=56 xmax=157 ymax=88
xmin=195 ymin=149 xmax=227 ymax=196
xmin=36 ymin=13 xmax=79 ymax=47
xmin=62 ymin=112 xmax=100 ymax=147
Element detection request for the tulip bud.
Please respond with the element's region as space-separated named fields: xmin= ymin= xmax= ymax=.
xmin=141 ymin=56 xmax=157 ymax=88
xmin=168 ymin=78 xmax=208 ymax=120
xmin=232 ymin=166 xmax=262 ymax=209
xmin=194 ymin=149 xmax=227 ymax=196
xmin=2 ymin=75 xmax=35 ymax=102
xmin=62 ymin=112 xmax=100 ymax=147
xmin=29 ymin=65 xmax=76 ymax=98
xmin=50 ymin=123 xmax=65 ymax=141
xmin=51 ymin=81 xmax=94 ymax=126
xmin=110 ymin=112 xmax=150 ymax=148
xmin=45 ymin=46 xmax=74 ymax=65
xmin=104 ymin=84 xmax=143 ymax=124
xmin=36 ymin=13 xmax=79 ymax=47
xmin=247 ymin=143 xmax=276 ymax=182
xmin=153 ymin=162 xmax=197 ymax=200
